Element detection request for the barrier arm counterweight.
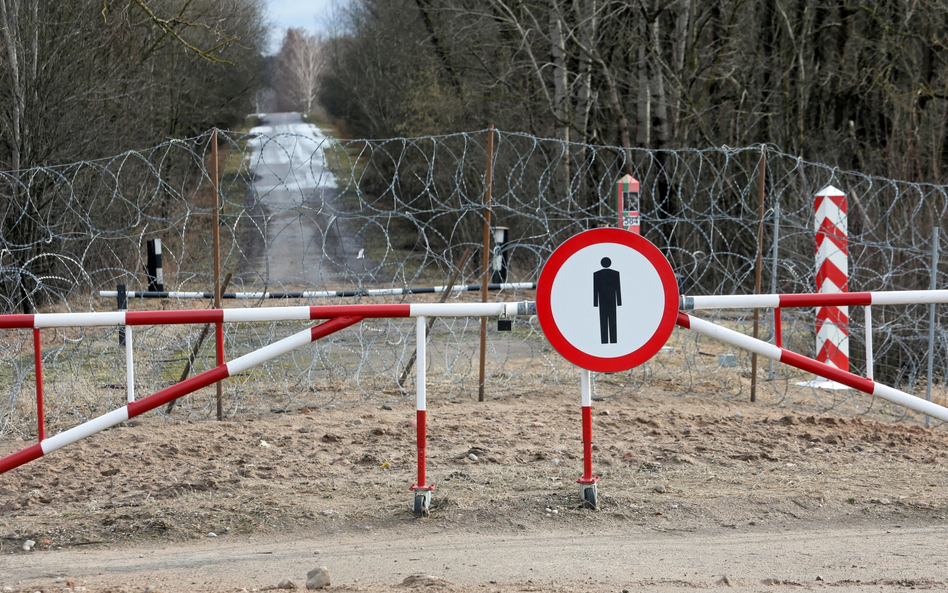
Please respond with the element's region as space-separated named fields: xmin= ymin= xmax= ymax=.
xmin=676 ymin=312 xmax=948 ymax=422
xmin=0 ymin=315 xmax=364 ymax=475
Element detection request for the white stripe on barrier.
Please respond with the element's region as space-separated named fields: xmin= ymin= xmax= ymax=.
xmin=41 ymin=407 xmax=130 ymax=454
xmin=684 ymin=290 xmax=948 ymax=309
xmin=35 ymin=312 xmax=125 ymax=328
xmin=126 ymin=326 xmax=134 ymax=403
xmin=873 ymin=383 xmax=948 ymax=423
xmin=686 ymin=315 xmax=783 ymax=360
xmin=417 ymin=317 xmax=426 ymax=412
xmin=226 ymin=327 xmax=316 ymax=375
xmin=871 ymin=290 xmax=948 ymax=305
xmin=410 ymin=303 xmax=508 ymax=317
xmin=99 ymin=283 xmax=538 ymax=299
xmin=581 ymin=368 xmax=591 ymax=407
xmin=223 ymin=307 xmax=312 ymax=323
xmin=688 ymin=295 xmax=781 ymax=310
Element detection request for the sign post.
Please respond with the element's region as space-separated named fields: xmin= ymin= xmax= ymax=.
xmin=617 ymin=175 xmax=641 ymax=234
xmin=536 ymin=228 xmax=678 ymax=508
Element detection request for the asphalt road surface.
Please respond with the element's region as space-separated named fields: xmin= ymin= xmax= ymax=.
xmin=246 ymin=112 xmax=363 ymax=289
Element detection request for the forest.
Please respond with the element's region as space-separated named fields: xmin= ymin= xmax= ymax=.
xmin=0 ymin=0 xmax=268 ymax=173
xmin=318 ymin=0 xmax=948 ymax=185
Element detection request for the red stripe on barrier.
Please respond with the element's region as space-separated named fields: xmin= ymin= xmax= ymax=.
xmin=127 ymin=310 xmax=223 ymax=326
xmin=127 ymin=365 xmax=230 ymax=418
xmin=0 ymin=314 xmax=34 ymax=329
xmin=581 ymin=405 xmax=593 ymax=481
xmin=34 ymin=329 xmax=44 ymax=442
xmin=0 ymin=443 xmax=43 ymax=474
xmin=774 ymin=308 xmax=783 ymax=348
xmin=676 ymin=312 xmax=691 ymax=329
xmin=779 ymin=292 xmax=870 ymax=307
xmin=779 ymin=349 xmax=874 ymax=394
xmin=310 ymin=315 xmax=364 ymax=340
xmin=416 ymin=409 xmax=427 ymax=488
xmin=309 ymin=304 xmax=410 ymax=319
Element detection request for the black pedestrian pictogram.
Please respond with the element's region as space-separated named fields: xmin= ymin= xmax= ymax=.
xmin=593 ymin=257 xmax=621 ymax=344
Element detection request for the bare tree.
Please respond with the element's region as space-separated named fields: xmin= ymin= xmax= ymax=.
xmin=274 ymin=28 xmax=326 ymax=113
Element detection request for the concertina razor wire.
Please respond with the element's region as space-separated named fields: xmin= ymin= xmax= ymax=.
xmin=0 ymin=125 xmax=946 ymax=437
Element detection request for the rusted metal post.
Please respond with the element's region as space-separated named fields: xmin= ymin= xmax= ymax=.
xmin=166 ymin=273 xmax=232 ymax=414
xmin=478 ymin=126 xmax=495 ymax=402
xmin=751 ymin=147 xmax=766 ymax=402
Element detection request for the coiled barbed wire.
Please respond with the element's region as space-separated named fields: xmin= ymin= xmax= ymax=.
xmin=0 ymin=124 xmax=946 ymax=438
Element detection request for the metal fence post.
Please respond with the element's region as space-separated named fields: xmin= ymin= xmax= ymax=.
xmin=926 ymin=227 xmax=939 ymax=428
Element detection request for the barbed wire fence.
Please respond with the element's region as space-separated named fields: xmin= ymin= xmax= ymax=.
xmin=1 ymin=124 xmax=946 ymax=438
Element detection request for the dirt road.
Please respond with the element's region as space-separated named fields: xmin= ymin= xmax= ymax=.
xmin=3 ymin=522 xmax=944 ymax=592
xmin=246 ymin=112 xmax=364 ymax=289
xmin=2 ymin=386 xmax=947 ymax=592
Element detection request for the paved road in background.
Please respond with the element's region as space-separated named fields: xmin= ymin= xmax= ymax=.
xmin=246 ymin=112 xmax=361 ymax=289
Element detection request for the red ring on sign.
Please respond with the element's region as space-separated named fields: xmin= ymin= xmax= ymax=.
xmin=536 ymin=228 xmax=679 ymax=372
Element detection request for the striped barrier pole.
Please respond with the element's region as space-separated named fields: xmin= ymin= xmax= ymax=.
xmin=98 ymin=283 xmax=538 ymax=300
xmin=676 ymin=312 xmax=948 ymax=422
xmin=0 ymin=302 xmax=536 ymax=330
xmin=814 ymin=185 xmax=849 ymax=381
xmin=0 ymin=316 xmax=363 ymax=475
xmin=681 ymin=289 xmax=948 ymax=310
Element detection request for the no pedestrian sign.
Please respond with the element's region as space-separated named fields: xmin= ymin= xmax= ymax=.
xmin=536 ymin=228 xmax=679 ymax=372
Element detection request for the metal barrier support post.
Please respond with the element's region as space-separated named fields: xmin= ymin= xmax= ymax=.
xmin=117 ymin=284 xmax=126 ymax=346
xmin=33 ymin=328 xmax=44 ymax=442
xmin=411 ymin=316 xmax=433 ymax=516
xmin=578 ymin=368 xmax=599 ymax=509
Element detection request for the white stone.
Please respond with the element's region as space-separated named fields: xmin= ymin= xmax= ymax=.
xmin=306 ymin=567 xmax=331 ymax=590
xmin=468 ymin=453 xmax=478 ymax=461
xmin=277 ymin=577 xmax=297 ymax=589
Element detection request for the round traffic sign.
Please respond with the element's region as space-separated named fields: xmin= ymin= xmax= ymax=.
xmin=536 ymin=228 xmax=679 ymax=372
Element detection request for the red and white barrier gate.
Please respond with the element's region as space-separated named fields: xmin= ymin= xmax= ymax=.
xmin=680 ymin=290 xmax=948 ymax=421
xmin=4 ymin=232 xmax=947 ymax=517
xmin=0 ymin=302 xmax=536 ymax=517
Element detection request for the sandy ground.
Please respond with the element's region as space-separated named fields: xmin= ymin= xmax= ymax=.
xmin=1 ymin=385 xmax=948 ymax=592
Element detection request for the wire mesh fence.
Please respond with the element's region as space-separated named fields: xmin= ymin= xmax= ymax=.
xmin=2 ymin=118 xmax=947 ymax=438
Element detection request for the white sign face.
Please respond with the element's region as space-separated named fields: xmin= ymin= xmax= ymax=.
xmin=548 ymin=243 xmax=665 ymax=358
xmin=536 ymin=228 xmax=679 ymax=372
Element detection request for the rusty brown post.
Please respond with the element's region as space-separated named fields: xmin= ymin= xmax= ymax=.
xmin=478 ymin=126 xmax=495 ymax=402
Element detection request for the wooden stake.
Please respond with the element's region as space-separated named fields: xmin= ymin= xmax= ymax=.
xmin=211 ymin=129 xmax=224 ymax=420
xmin=751 ymin=147 xmax=766 ymax=403
xmin=478 ymin=126 xmax=495 ymax=403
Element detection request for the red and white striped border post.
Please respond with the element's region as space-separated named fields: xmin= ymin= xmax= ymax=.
xmin=814 ymin=185 xmax=849 ymax=380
